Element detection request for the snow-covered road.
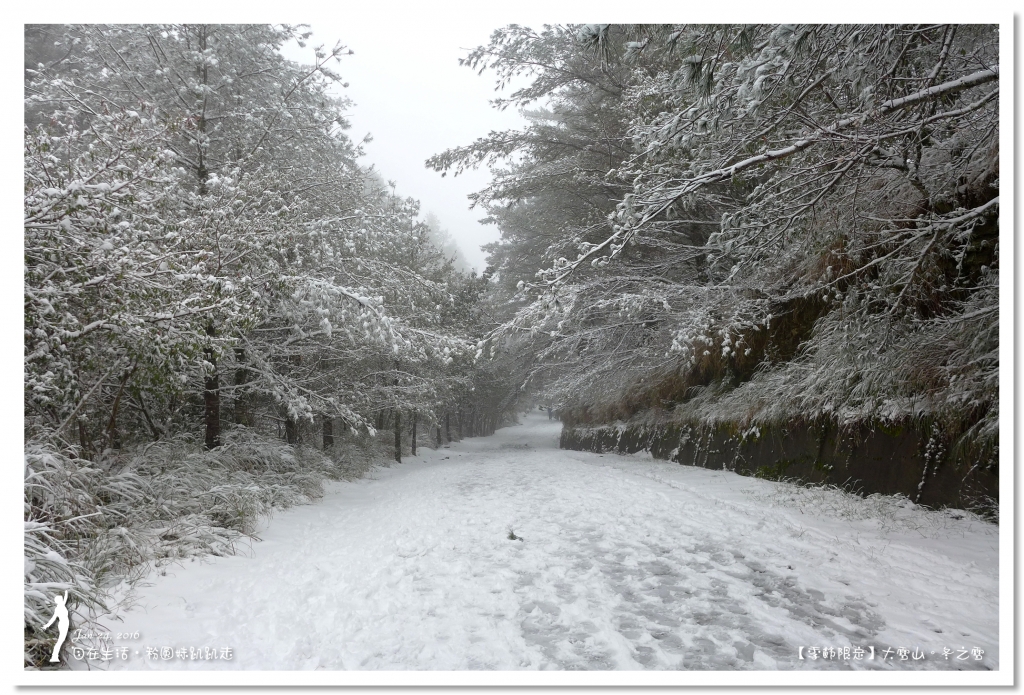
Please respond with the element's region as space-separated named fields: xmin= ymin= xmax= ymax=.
xmin=92 ymin=413 xmax=998 ymax=671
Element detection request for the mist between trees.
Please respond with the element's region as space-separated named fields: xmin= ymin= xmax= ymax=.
xmin=24 ymin=23 xmax=999 ymax=667
xmin=430 ymin=23 xmax=997 ymax=477
xmin=23 ymin=24 xmax=509 ymax=667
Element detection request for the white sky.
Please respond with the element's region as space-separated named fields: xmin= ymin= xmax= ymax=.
xmin=280 ymin=14 xmax=533 ymax=273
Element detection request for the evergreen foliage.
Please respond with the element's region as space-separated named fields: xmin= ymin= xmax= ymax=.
xmin=432 ymin=24 xmax=999 ymax=459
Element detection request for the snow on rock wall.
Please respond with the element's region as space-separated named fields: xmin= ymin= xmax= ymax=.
xmin=560 ymin=419 xmax=997 ymax=515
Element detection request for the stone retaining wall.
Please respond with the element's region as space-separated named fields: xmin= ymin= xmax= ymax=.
xmin=560 ymin=419 xmax=997 ymax=513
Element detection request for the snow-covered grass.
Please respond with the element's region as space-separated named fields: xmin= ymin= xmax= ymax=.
xmin=741 ymin=479 xmax=993 ymax=537
xmin=24 ymin=440 xmax=146 ymax=666
xmin=71 ymin=412 xmax=997 ymax=673
xmin=24 ymin=427 xmax=392 ymax=668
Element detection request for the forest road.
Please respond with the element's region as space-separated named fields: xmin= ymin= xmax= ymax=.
xmin=98 ymin=412 xmax=998 ymax=671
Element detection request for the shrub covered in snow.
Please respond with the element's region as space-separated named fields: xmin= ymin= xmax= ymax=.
xmin=23 ymin=427 xmax=388 ymax=668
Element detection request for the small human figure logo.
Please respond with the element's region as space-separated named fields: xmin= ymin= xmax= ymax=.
xmin=42 ymin=591 xmax=69 ymax=663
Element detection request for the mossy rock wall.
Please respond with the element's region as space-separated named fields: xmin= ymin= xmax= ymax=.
xmin=560 ymin=420 xmax=997 ymax=513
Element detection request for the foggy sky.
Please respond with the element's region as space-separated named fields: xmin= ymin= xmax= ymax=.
xmin=280 ymin=15 xmax=532 ymax=273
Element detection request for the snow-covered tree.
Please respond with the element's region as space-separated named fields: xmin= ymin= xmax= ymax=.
xmin=25 ymin=25 xmax=488 ymax=454
xmin=24 ymin=24 xmax=498 ymax=665
xmin=434 ymin=24 xmax=999 ymax=457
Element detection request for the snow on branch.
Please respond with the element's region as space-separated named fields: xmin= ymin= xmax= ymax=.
xmin=543 ymin=66 xmax=999 ymax=288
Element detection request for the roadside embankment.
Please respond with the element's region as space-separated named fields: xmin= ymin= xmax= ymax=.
xmin=560 ymin=417 xmax=997 ymax=514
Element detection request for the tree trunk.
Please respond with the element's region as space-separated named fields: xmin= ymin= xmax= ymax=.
xmin=104 ymin=363 xmax=136 ymax=449
xmin=409 ymin=411 xmax=417 ymax=458
xmin=394 ymin=409 xmax=402 ymax=463
xmin=233 ymin=347 xmax=248 ymax=425
xmin=204 ymin=365 xmax=220 ymax=449
xmin=78 ymin=420 xmax=90 ymax=453
xmin=393 ymin=361 xmax=401 ymax=461
xmin=322 ymin=415 xmax=334 ymax=450
xmin=133 ymin=391 xmax=163 ymax=441
xmin=285 ymin=417 xmax=298 ymax=445
xmin=204 ymin=324 xmax=220 ymax=450
xmin=436 ymin=424 xmax=442 ymax=448
xmin=445 ymin=412 xmax=451 ymax=443
xmin=197 ymin=30 xmax=219 ymax=451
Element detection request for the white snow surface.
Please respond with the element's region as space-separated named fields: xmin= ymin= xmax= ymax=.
xmin=89 ymin=412 xmax=997 ymax=671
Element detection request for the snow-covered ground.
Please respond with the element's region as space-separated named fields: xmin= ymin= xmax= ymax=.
xmin=81 ymin=412 xmax=997 ymax=671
